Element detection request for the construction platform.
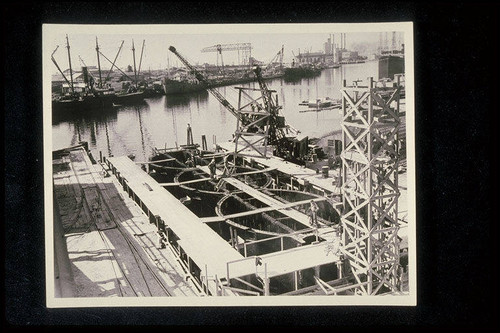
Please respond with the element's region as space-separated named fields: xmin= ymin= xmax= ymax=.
xmin=103 ymin=153 xmax=343 ymax=296
xmin=52 ymin=141 xmax=407 ymax=297
xmin=218 ymin=141 xmax=343 ymax=196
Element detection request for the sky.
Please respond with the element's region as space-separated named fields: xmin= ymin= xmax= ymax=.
xmin=45 ymin=23 xmax=407 ymax=73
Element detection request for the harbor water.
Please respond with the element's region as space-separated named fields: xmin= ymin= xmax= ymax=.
xmin=52 ymin=61 xmax=378 ymax=161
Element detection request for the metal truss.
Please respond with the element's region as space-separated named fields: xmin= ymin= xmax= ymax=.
xmin=233 ymin=86 xmax=274 ymax=158
xmin=340 ymin=77 xmax=402 ymax=295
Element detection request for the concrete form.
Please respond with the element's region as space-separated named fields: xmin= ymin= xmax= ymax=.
xmin=105 ymin=154 xmax=343 ymax=296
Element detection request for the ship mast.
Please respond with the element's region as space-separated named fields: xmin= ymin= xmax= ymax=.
xmin=65 ymin=34 xmax=75 ymax=95
xmin=95 ymin=37 xmax=103 ymax=88
xmin=51 ymin=46 xmax=72 ymax=88
xmin=138 ymin=40 xmax=145 ymax=76
xmin=132 ymin=39 xmax=138 ymax=87
xmin=103 ymin=40 xmax=124 ymax=83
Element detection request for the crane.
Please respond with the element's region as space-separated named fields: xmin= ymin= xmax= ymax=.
xmin=265 ymin=45 xmax=284 ymax=71
xmin=201 ymin=43 xmax=253 ymax=75
xmin=169 ymin=45 xmax=306 ymax=161
xmin=169 ymin=46 xmax=247 ymax=123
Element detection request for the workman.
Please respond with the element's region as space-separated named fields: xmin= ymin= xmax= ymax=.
xmin=222 ymin=154 xmax=230 ymax=177
xmin=185 ymin=154 xmax=194 ymax=167
xmin=157 ymin=231 xmax=166 ymax=249
xmin=208 ymin=157 xmax=216 ymax=180
xmin=309 ymin=200 xmax=319 ymax=227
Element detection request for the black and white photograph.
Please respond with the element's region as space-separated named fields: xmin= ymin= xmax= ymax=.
xmin=43 ymin=22 xmax=415 ymax=307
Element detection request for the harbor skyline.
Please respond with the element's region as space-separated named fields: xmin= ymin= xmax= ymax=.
xmin=46 ymin=24 xmax=404 ymax=74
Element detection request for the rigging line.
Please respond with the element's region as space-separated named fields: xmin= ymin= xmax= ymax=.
xmin=69 ymin=149 xmax=142 ymax=296
xmin=69 ymin=162 xmax=127 ymax=297
xmin=91 ymin=172 xmax=172 ymax=297
xmin=96 ymin=228 xmax=138 ymax=297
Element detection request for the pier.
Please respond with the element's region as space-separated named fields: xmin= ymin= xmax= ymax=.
xmin=52 ymin=145 xmax=201 ymax=297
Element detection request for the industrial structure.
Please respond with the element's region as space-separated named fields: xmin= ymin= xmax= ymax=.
xmin=295 ymin=33 xmax=364 ymax=66
xmin=378 ymin=31 xmax=405 ymax=56
xmin=52 ymin=44 xmax=408 ymax=298
xmin=340 ymin=76 xmax=403 ymax=294
xmin=201 ymin=43 xmax=253 ymax=75
xmin=169 ymin=46 xmax=307 ymax=162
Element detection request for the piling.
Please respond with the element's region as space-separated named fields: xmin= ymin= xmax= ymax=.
xmin=202 ymin=135 xmax=207 ymax=150
xmin=322 ymin=166 xmax=329 ymax=178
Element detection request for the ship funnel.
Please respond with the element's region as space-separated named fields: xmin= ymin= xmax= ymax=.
xmin=82 ymin=66 xmax=89 ymax=84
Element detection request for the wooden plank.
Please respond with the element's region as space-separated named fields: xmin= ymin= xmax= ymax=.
xmin=159 ymin=176 xmax=211 ymax=187
xmin=158 ymin=167 xmax=277 ymax=187
xmin=135 ymin=158 xmax=177 ymax=164
xmin=200 ymin=197 xmax=327 ymax=223
xmin=222 ymin=177 xmax=313 ymax=228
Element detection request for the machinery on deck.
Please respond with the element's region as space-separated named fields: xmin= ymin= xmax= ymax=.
xmin=168 ymin=46 xmax=309 ymax=163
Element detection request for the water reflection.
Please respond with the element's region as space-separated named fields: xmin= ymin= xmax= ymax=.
xmin=52 ymin=104 xmax=118 ymax=126
xmin=51 ymin=62 xmax=379 ymax=159
xmin=165 ymin=90 xmax=209 ymax=108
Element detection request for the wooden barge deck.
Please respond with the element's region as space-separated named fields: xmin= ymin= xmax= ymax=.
xmin=52 ymin=146 xmax=201 ymax=298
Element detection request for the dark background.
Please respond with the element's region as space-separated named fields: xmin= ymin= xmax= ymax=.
xmin=3 ymin=1 xmax=498 ymax=330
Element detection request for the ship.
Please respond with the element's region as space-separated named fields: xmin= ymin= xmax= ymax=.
xmin=51 ymin=36 xmax=118 ymax=114
xmin=299 ymin=97 xmax=341 ymax=109
xmin=283 ymin=66 xmax=322 ymax=81
xmin=113 ymin=86 xmax=146 ymax=105
xmin=163 ymin=78 xmax=208 ymax=95
xmin=298 ymin=97 xmax=342 ymax=113
xmin=52 ymin=88 xmax=116 ymax=113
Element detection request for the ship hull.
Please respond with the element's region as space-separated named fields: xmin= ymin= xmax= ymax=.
xmin=113 ymin=91 xmax=146 ymax=105
xmin=52 ymin=94 xmax=116 ymax=113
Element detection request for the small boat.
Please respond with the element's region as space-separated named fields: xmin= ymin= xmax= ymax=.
xmin=299 ymin=97 xmax=341 ymax=109
xmin=114 ymin=89 xmax=146 ymax=104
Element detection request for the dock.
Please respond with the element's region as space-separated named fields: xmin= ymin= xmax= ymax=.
xmin=52 ymin=145 xmax=201 ymax=297
xmin=50 ymin=70 xmax=409 ymax=297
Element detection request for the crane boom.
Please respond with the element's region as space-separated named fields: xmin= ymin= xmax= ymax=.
xmin=168 ymin=45 xmax=308 ymax=163
xmin=51 ymin=45 xmax=72 ymax=88
xmin=168 ymin=46 xmax=242 ymax=121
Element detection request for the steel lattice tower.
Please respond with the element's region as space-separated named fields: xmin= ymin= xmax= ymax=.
xmin=340 ymin=77 xmax=402 ymax=295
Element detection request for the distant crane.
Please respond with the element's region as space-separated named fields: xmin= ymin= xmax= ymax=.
xmin=265 ymin=45 xmax=284 ymax=71
xmin=170 ymin=45 xmax=246 ymax=122
xmin=201 ymin=43 xmax=253 ymax=75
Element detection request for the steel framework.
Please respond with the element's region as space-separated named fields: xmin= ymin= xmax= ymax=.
xmin=201 ymin=43 xmax=253 ymax=71
xmin=169 ymin=46 xmax=281 ymax=158
xmin=340 ymin=77 xmax=402 ymax=295
xmin=233 ymin=86 xmax=272 ymax=158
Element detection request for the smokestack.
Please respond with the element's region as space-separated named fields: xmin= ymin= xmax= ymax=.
xmin=344 ymin=33 xmax=347 ymax=49
xmin=331 ymin=34 xmax=334 ymax=55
